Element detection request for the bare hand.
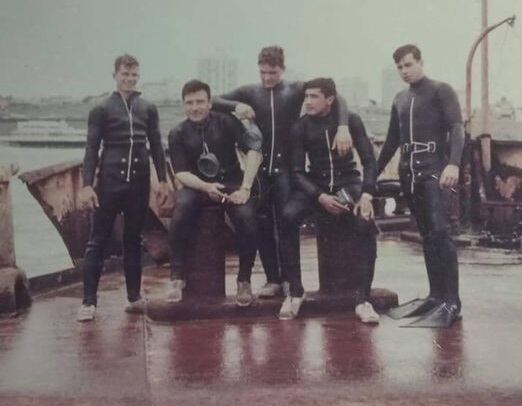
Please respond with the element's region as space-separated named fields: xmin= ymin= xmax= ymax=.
xmin=235 ymin=103 xmax=256 ymax=120
xmin=205 ymin=182 xmax=227 ymax=203
xmin=318 ymin=193 xmax=351 ymax=215
xmin=79 ymin=186 xmax=99 ymax=211
xmin=439 ymin=165 xmax=459 ymax=189
xmin=156 ymin=181 xmax=169 ymax=207
xmin=354 ymin=193 xmax=374 ymax=220
xmin=227 ymin=188 xmax=250 ymax=205
xmin=331 ymin=125 xmax=353 ymax=157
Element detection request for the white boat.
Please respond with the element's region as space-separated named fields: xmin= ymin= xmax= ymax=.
xmin=13 ymin=120 xmax=85 ymax=136
xmin=1 ymin=120 xmax=86 ymax=148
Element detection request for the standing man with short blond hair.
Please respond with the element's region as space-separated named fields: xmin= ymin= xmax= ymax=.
xmin=77 ymin=54 xmax=168 ymax=322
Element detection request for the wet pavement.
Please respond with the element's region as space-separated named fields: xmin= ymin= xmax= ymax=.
xmin=1 ymin=237 xmax=521 ymax=405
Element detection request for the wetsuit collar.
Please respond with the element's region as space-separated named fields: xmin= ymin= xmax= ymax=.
xmin=307 ymin=109 xmax=335 ymax=125
xmin=112 ymin=90 xmax=142 ymax=102
xmin=410 ymin=76 xmax=428 ymax=88
xmin=187 ymin=111 xmax=212 ymax=130
xmin=264 ymin=80 xmax=284 ymax=91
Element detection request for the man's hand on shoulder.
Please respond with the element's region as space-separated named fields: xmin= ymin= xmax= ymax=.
xmin=235 ymin=103 xmax=256 ymax=120
xmin=439 ymin=164 xmax=459 ymax=189
xmin=318 ymin=193 xmax=351 ymax=215
xmin=79 ymin=186 xmax=99 ymax=211
xmin=332 ymin=125 xmax=353 ymax=157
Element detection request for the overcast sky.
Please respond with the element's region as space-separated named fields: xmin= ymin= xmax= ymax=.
xmin=2 ymin=0 xmax=522 ymax=105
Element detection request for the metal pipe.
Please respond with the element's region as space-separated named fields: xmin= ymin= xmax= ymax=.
xmin=481 ymin=0 xmax=490 ymax=134
xmin=465 ymin=15 xmax=515 ymax=131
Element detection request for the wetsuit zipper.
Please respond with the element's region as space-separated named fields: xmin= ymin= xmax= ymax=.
xmin=325 ymin=129 xmax=334 ymax=193
xmin=120 ymin=94 xmax=134 ymax=183
xmin=268 ymin=89 xmax=275 ymax=175
xmin=409 ymin=97 xmax=415 ymax=194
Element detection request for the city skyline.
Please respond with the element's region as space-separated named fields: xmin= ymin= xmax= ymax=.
xmin=2 ymin=0 xmax=522 ymax=106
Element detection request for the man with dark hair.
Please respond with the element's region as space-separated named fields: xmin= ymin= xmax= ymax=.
xmin=77 ymin=54 xmax=169 ymax=322
xmin=213 ymin=45 xmax=352 ymax=298
xmin=378 ymin=44 xmax=464 ymax=327
xmin=280 ymin=78 xmax=379 ymax=322
xmin=167 ymin=79 xmax=262 ymax=306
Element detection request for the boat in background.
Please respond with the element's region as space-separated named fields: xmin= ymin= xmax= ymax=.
xmin=1 ymin=120 xmax=86 ymax=148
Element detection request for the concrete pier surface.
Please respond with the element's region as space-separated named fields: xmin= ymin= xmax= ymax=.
xmin=0 ymin=237 xmax=521 ymax=405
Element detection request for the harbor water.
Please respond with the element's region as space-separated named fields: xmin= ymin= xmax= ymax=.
xmin=0 ymin=145 xmax=84 ymax=276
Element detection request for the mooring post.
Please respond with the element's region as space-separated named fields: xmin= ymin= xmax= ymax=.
xmin=0 ymin=163 xmax=31 ymax=314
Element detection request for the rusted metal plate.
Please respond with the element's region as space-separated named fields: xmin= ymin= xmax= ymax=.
xmin=19 ymin=161 xmax=98 ymax=265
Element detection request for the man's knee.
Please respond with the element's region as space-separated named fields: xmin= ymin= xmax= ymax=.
xmin=171 ymin=190 xmax=199 ymax=222
xmin=281 ymin=204 xmax=303 ymax=229
xmin=424 ymin=227 xmax=453 ymax=248
xmin=231 ymin=208 xmax=257 ymax=239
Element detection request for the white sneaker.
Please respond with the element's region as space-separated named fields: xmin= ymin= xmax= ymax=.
xmin=355 ymin=301 xmax=380 ymax=324
xmin=125 ymin=297 xmax=147 ymax=314
xmin=236 ymin=281 xmax=254 ymax=307
xmin=77 ymin=304 xmax=96 ymax=322
xmin=167 ymin=279 xmax=186 ymax=303
xmin=279 ymin=294 xmax=306 ymax=320
xmin=257 ymin=282 xmax=282 ymax=298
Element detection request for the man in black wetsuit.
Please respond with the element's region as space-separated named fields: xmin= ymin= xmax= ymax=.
xmin=167 ymin=80 xmax=262 ymax=306
xmin=280 ymin=78 xmax=379 ymax=322
xmin=213 ymin=45 xmax=352 ymax=298
xmin=77 ymin=54 xmax=169 ymax=322
xmin=377 ymin=44 xmax=464 ymax=327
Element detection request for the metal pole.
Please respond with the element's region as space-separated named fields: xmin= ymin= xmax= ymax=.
xmin=481 ymin=0 xmax=490 ymax=134
xmin=465 ymin=15 xmax=515 ymax=131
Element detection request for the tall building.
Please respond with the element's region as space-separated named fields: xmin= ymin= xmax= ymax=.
xmin=381 ymin=67 xmax=406 ymax=110
xmin=197 ymin=56 xmax=238 ymax=95
xmin=336 ymin=77 xmax=369 ymax=107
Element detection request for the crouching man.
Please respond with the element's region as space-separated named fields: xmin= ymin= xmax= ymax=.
xmin=167 ymin=80 xmax=262 ymax=306
xmin=280 ymin=78 xmax=379 ymax=322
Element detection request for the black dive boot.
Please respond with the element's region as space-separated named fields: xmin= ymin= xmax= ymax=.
xmin=404 ymin=236 xmax=461 ymax=328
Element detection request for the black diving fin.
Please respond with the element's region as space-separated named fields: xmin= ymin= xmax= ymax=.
xmin=402 ymin=302 xmax=462 ymax=328
xmin=386 ymin=297 xmax=440 ymax=320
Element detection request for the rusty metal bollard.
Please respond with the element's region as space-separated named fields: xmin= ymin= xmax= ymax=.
xmin=183 ymin=206 xmax=226 ymax=298
xmin=0 ymin=163 xmax=31 ymax=314
xmin=315 ymin=213 xmax=377 ymax=297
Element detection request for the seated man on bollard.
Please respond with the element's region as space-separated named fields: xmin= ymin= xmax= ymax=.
xmin=280 ymin=78 xmax=379 ymax=322
xmin=167 ymin=79 xmax=263 ymax=306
